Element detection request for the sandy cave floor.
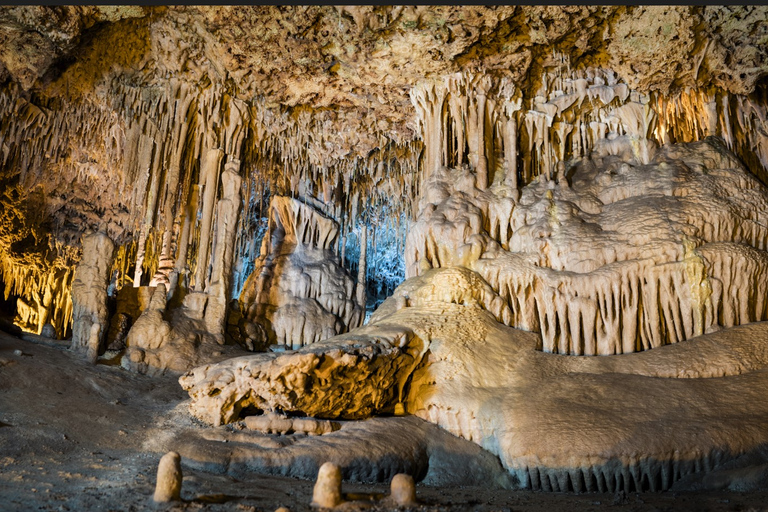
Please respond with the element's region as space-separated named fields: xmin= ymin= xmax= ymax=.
xmin=2 ymin=330 xmax=768 ymax=511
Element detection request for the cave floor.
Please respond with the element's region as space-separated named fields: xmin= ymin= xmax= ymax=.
xmin=1 ymin=330 xmax=768 ymax=512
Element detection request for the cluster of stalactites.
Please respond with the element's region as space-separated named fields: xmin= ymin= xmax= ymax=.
xmin=114 ymin=77 xmax=249 ymax=296
xmin=0 ymin=72 xmax=420 ymax=337
xmin=0 ymin=75 xmax=255 ymax=337
xmin=0 ymin=82 xmax=129 ymax=248
xmin=246 ymin=98 xmax=421 ymax=229
xmin=653 ymin=88 xmax=768 ymax=182
xmin=410 ymin=57 xmax=768 ymax=200
xmin=410 ymin=63 xmax=661 ymax=196
xmin=0 ymin=256 xmax=74 ymax=338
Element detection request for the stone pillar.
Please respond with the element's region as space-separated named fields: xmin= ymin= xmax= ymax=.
xmin=356 ymin=225 xmax=367 ymax=313
xmin=168 ymin=185 xmax=199 ymax=299
xmin=194 ymin=148 xmax=225 ymax=290
xmin=203 ymin=161 xmax=242 ymax=343
xmin=475 ymin=93 xmax=488 ymax=190
xmin=504 ymin=114 xmax=518 ymax=189
xmin=70 ymin=228 xmax=115 ymax=363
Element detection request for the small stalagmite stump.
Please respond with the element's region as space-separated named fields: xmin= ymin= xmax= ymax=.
xmin=153 ymin=451 xmax=182 ymax=502
xmin=311 ymin=462 xmax=342 ymax=508
xmin=390 ymin=473 xmax=416 ymax=506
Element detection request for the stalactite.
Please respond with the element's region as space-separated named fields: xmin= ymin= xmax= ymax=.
xmin=356 ymin=224 xmax=367 ymax=313
xmin=193 ymin=148 xmax=224 ymax=290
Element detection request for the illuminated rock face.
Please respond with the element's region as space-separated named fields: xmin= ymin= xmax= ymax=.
xmin=239 ymin=196 xmax=364 ymax=350
xmin=182 ymin=137 xmax=768 ymax=491
xmin=406 ymin=138 xmax=768 ymax=355
xmin=182 ymin=264 xmax=768 ymax=492
xmin=2 ymin=7 xmax=768 ymax=350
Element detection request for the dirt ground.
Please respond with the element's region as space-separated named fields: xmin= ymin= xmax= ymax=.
xmin=2 ymin=329 xmax=768 ymax=512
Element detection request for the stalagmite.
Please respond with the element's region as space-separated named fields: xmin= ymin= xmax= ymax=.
xmin=312 ymin=462 xmax=343 ymax=509
xmin=121 ymin=284 xmax=171 ymax=373
xmin=153 ymin=451 xmax=183 ymax=503
xmin=70 ymin=228 xmax=115 ymax=362
xmin=390 ymin=474 xmax=417 ymax=506
xmin=239 ymin=196 xmax=363 ymax=349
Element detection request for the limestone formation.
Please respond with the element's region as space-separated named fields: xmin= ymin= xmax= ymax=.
xmin=182 ymin=266 xmax=768 ymax=492
xmin=389 ymin=473 xmax=417 ymax=506
xmin=158 ymin=414 xmax=514 ymax=488
xmin=120 ymin=282 xmax=242 ymax=376
xmin=406 ymin=138 xmax=768 ymax=355
xmin=202 ymin=163 xmax=243 ymax=344
xmin=121 ymin=284 xmax=172 ymax=373
xmin=153 ymin=451 xmax=182 ymax=503
xmin=311 ymin=462 xmax=343 ymax=508
xmin=40 ymin=323 xmax=56 ymax=339
xmin=244 ymin=412 xmax=341 ymax=436
xmin=4 ymin=5 xmax=768 ymax=504
xmin=70 ymin=229 xmax=115 ymax=362
xmin=239 ymin=196 xmax=364 ymax=350
xmin=179 ymin=317 xmax=423 ymax=426
xmin=1 ymin=7 xmax=766 ymax=356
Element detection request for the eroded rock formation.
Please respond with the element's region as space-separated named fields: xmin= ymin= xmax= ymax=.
xmin=238 ymin=196 xmax=363 ymax=350
xmin=182 ymin=263 xmax=768 ymax=492
xmin=70 ymin=228 xmax=114 ymax=362
xmin=406 ymin=138 xmax=768 ymax=355
xmin=1 ymin=7 xmax=767 ymax=350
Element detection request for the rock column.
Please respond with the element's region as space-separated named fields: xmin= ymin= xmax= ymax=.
xmin=70 ymin=228 xmax=115 ymax=363
xmin=203 ymin=161 xmax=243 ymax=343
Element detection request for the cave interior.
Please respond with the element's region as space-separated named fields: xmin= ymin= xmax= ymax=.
xmin=3 ymin=5 xmax=768 ymax=511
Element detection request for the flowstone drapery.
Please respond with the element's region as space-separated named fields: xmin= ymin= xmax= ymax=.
xmin=406 ymin=138 xmax=768 ymax=355
xmin=182 ymin=262 xmax=768 ymax=492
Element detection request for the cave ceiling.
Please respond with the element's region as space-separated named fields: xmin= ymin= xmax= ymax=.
xmin=1 ymin=5 xmax=767 ymax=137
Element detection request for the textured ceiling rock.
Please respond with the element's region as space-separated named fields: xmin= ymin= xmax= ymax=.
xmin=0 ymin=6 xmax=148 ymax=89
xmin=606 ymin=6 xmax=768 ymax=95
xmin=2 ymin=6 xmax=766 ymax=130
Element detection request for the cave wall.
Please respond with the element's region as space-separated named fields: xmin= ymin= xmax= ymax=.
xmin=0 ymin=5 xmax=766 ymax=343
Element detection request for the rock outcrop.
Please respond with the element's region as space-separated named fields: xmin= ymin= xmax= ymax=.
xmin=407 ymin=138 xmax=768 ymax=355
xmin=181 ymin=137 xmax=768 ymax=491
